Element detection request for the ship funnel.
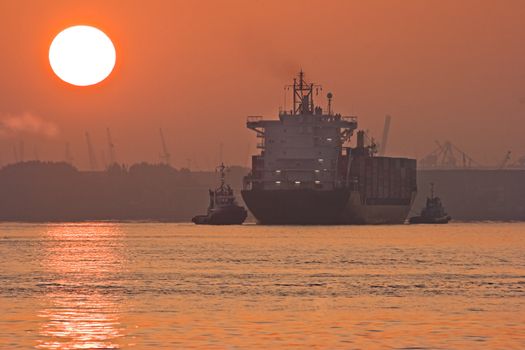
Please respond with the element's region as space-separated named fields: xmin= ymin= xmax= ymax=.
xmin=357 ymin=130 xmax=365 ymax=149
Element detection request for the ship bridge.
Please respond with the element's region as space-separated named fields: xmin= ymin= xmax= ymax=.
xmin=245 ymin=71 xmax=358 ymax=191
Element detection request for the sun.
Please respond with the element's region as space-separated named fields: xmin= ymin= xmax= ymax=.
xmin=49 ymin=25 xmax=116 ymax=86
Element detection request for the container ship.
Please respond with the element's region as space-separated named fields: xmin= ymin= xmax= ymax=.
xmin=241 ymin=72 xmax=417 ymax=224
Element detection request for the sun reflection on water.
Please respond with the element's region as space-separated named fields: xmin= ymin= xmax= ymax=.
xmin=36 ymin=223 xmax=125 ymax=350
xmin=0 ymin=222 xmax=519 ymax=349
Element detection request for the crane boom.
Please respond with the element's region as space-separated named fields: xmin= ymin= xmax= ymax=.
xmin=159 ymin=128 xmax=171 ymax=165
xmin=13 ymin=145 xmax=19 ymax=163
xmin=85 ymin=132 xmax=98 ymax=170
xmin=499 ymin=151 xmax=511 ymax=169
xmin=106 ymin=128 xmax=116 ymax=165
xmin=65 ymin=142 xmax=74 ymax=165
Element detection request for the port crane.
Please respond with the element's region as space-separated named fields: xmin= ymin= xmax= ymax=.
xmin=420 ymin=140 xmax=480 ymax=168
xmin=516 ymin=155 xmax=525 ymax=167
xmin=498 ymin=151 xmax=512 ymax=169
xmin=85 ymin=132 xmax=98 ymax=170
xmin=12 ymin=145 xmax=19 ymax=163
xmin=159 ymin=128 xmax=171 ymax=165
xmin=65 ymin=142 xmax=74 ymax=165
xmin=106 ymin=128 xmax=117 ymax=165
xmin=33 ymin=146 xmax=39 ymax=161
xmin=19 ymin=141 xmax=25 ymax=162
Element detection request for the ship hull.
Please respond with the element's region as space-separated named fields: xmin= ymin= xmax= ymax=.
xmin=241 ymin=189 xmax=350 ymax=225
xmin=339 ymin=191 xmax=415 ymax=224
xmin=241 ymin=189 xmax=414 ymax=225
xmin=192 ymin=206 xmax=247 ymax=225
xmin=408 ymin=215 xmax=451 ymax=224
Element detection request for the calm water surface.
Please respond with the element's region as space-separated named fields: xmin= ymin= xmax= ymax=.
xmin=0 ymin=223 xmax=523 ymax=349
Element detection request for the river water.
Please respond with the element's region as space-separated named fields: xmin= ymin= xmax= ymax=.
xmin=0 ymin=222 xmax=523 ymax=349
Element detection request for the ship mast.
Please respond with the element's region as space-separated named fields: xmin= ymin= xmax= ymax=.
xmin=217 ymin=163 xmax=226 ymax=189
xmin=288 ymin=70 xmax=322 ymax=115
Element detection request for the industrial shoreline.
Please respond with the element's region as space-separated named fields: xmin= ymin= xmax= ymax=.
xmin=0 ymin=161 xmax=523 ymax=222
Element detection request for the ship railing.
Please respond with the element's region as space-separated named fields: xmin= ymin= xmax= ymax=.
xmin=278 ymin=109 xmax=292 ymax=116
xmin=318 ymin=114 xmax=357 ymax=124
xmin=247 ymin=116 xmax=263 ymax=122
xmin=341 ymin=116 xmax=358 ymax=122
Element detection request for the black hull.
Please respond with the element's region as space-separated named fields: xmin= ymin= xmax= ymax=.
xmin=241 ymin=189 xmax=414 ymax=225
xmin=409 ymin=215 xmax=451 ymax=224
xmin=192 ymin=206 xmax=247 ymax=225
xmin=241 ymin=189 xmax=350 ymax=225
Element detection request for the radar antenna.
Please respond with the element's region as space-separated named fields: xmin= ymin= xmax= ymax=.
xmin=286 ymin=70 xmax=322 ymax=115
xmin=217 ymin=163 xmax=226 ymax=189
xmin=327 ymin=92 xmax=333 ymax=115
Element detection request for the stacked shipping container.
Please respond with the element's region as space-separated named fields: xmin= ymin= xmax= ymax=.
xmin=349 ymin=156 xmax=417 ymax=205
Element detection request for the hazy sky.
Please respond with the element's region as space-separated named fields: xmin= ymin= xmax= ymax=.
xmin=0 ymin=0 xmax=524 ymax=169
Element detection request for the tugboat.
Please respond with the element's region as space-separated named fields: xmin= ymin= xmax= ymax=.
xmin=192 ymin=163 xmax=248 ymax=225
xmin=409 ymin=183 xmax=451 ymax=224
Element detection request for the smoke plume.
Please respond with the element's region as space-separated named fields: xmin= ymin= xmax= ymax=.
xmin=0 ymin=113 xmax=59 ymax=138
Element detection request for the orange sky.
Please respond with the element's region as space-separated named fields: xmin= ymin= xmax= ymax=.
xmin=0 ymin=0 xmax=524 ymax=169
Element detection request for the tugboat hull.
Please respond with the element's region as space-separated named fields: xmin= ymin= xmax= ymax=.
xmin=408 ymin=183 xmax=451 ymax=224
xmin=408 ymin=215 xmax=451 ymax=224
xmin=192 ymin=206 xmax=247 ymax=225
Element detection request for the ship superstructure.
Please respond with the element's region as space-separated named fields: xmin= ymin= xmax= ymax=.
xmin=242 ymin=71 xmax=417 ymax=224
xmin=245 ymin=71 xmax=357 ymax=192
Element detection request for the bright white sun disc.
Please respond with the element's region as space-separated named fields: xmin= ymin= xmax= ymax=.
xmin=49 ymin=25 xmax=116 ymax=86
